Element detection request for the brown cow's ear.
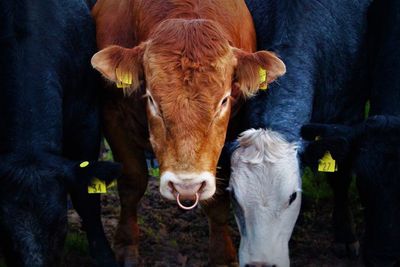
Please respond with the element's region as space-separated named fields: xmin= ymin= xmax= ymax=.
xmin=91 ymin=44 xmax=146 ymax=95
xmin=233 ymin=49 xmax=286 ymax=97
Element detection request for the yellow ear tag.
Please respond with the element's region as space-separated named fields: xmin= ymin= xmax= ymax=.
xmin=115 ymin=67 xmax=132 ymax=88
xmin=79 ymin=161 xmax=89 ymax=168
xmin=88 ymin=178 xmax=107 ymax=194
xmin=318 ymin=151 xmax=337 ymax=172
xmin=259 ymin=67 xmax=268 ymax=90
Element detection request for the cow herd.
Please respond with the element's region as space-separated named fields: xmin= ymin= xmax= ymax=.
xmin=0 ymin=0 xmax=399 ymax=267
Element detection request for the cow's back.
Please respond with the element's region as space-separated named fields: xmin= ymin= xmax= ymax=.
xmin=93 ymin=0 xmax=256 ymax=52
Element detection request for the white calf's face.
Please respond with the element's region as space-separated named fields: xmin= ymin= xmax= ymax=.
xmin=230 ymin=129 xmax=302 ymax=267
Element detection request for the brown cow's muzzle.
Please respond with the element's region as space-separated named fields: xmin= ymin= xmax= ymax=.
xmin=160 ymin=171 xmax=216 ymax=209
xmin=170 ymin=182 xmax=205 ymax=210
xmin=171 ymin=182 xmax=204 ymax=198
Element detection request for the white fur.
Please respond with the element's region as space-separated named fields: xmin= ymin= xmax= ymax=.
xmin=160 ymin=171 xmax=216 ymax=200
xmin=230 ymin=129 xmax=302 ymax=267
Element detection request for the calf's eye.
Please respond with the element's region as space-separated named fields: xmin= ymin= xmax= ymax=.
xmin=289 ymin=192 xmax=297 ymax=205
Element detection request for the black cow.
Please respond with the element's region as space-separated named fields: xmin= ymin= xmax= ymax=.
xmin=0 ymin=0 xmax=120 ymax=266
xmin=302 ymin=0 xmax=400 ymax=265
xmin=228 ymin=0 xmax=371 ymax=265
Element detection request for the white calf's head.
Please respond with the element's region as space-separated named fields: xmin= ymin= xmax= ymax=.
xmin=230 ymin=129 xmax=301 ymax=267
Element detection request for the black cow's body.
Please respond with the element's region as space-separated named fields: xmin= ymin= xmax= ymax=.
xmin=302 ymin=0 xmax=400 ymax=265
xmin=0 ymin=0 xmax=119 ymax=266
xmin=243 ymin=0 xmax=370 ymax=141
xmin=241 ymin=0 xmax=370 ymax=258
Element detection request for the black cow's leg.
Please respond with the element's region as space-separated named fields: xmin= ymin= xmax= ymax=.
xmin=63 ymin=100 xmax=118 ymax=266
xmin=70 ymin=185 xmax=118 ymax=267
xmin=327 ymin=169 xmax=359 ymax=258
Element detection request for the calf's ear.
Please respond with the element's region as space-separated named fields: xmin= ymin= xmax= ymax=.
xmin=233 ymin=49 xmax=286 ymax=97
xmin=91 ymin=43 xmax=146 ymax=95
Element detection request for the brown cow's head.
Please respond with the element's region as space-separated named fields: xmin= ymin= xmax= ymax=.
xmin=92 ymin=19 xmax=285 ymax=204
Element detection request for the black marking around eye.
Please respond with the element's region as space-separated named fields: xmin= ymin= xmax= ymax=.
xmin=289 ymin=192 xmax=297 ymax=206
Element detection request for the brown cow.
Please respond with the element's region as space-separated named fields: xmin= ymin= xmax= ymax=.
xmin=91 ymin=0 xmax=285 ymax=265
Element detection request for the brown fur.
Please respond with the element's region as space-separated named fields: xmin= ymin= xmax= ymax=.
xmin=91 ymin=0 xmax=286 ymax=265
xmin=142 ymin=19 xmax=235 ymax=172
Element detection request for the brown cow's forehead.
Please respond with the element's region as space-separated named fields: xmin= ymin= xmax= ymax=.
xmin=145 ymin=54 xmax=233 ymax=116
xmin=147 ymin=19 xmax=232 ymax=62
xmin=147 ymin=55 xmax=233 ymax=92
xmin=142 ymin=18 xmax=236 ymax=131
xmin=143 ymin=18 xmax=236 ymax=97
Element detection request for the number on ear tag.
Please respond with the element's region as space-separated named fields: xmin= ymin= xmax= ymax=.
xmin=88 ymin=178 xmax=107 ymax=194
xmin=318 ymin=151 xmax=337 ymax=172
xmin=259 ymin=67 xmax=268 ymax=90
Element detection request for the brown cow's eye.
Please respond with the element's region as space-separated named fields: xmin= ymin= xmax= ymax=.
xmin=221 ymin=96 xmax=229 ymax=107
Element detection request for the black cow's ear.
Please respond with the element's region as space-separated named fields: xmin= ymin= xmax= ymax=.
xmin=301 ymin=123 xmax=355 ymax=141
xmin=64 ymin=160 xmax=122 ymax=186
xmin=300 ymin=123 xmax=356 ymax=166
xmin=301 ymin=124 xmax=331 ymax=141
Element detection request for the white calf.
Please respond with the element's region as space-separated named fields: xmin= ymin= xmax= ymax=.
xmin=230 ymin=129 xmax=302 ymax=267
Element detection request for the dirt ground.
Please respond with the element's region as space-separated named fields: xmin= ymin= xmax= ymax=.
xmin=62 ymin=175 xmax=366 ymax=267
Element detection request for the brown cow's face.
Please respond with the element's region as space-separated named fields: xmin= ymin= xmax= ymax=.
xmin=91 ymin=19 xmax=286 ymax=203
xmin=143 ymin=44 xmax=236 ymax=201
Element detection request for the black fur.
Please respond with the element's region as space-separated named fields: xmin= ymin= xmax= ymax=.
xmin=243 ymin=0 xmax=370 ymax=142
xmin=0 ymin=0 xmax=120 ymax=266
xmin=301 ymin=0 xmax=400 ymax=264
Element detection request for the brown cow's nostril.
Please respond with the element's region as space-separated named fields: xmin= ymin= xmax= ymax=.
xmin=199 ymin=181 xmax=206 ymax=192
xmin=168 ymin=181 xmax=175 ymax=191
xmin=171 ymin=182 xmax=202 ymax=198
